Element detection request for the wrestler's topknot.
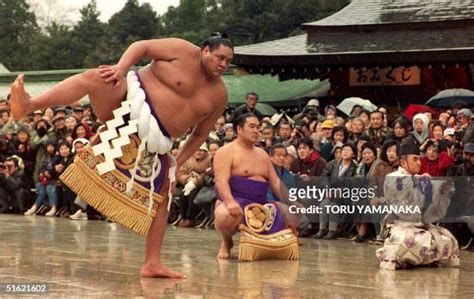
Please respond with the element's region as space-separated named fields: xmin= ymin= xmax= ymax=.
xmin=202 ymin=32 xmax=233 ymax=51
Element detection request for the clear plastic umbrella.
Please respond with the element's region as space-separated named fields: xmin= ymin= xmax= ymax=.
xmin=336 ymin=97 xmax=377 ymax=116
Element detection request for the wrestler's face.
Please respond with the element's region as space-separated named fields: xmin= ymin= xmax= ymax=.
xmin=270 ymin=148 xmax=287 ymax=167
xmin=238 ymin=116 xmax=260 ymax=144
xmin=202 ymin=45 xmax=234 ymax=78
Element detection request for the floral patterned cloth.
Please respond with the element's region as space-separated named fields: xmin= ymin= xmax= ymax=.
xmin=376 ymin=221 xmax=460 ymax=270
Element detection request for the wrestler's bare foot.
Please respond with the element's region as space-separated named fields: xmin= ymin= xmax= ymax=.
xmin=217 ymin=238 xmax=233 ymax=259
xmin=140 ymin=263 xmax=186 ymax=279
xmin=10 ymin=74 xmax=31 ymax=119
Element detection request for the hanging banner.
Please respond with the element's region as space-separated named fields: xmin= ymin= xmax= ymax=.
xmin=350 ymin=66 xmax=421 ymax=86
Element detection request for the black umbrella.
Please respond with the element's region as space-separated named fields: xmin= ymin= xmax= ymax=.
xmin=425 ymin=88 xmax=474 ymax=108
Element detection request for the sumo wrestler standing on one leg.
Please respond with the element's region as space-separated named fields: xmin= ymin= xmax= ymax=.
xmin=213 ymin=113 xmax=294 ymax=259
xmin=10 ymin=35 xmax=234 ymax=278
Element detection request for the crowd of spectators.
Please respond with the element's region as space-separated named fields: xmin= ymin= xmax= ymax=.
xmin=0 ymin=91 xmax=473 ymax=249
xmin=0 ymin=96 xmax=98 ymax=220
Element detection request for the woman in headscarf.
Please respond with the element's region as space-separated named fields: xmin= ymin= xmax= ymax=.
xmin=412 ymin=113 xmax=430 ymax=145
xmin=71 ymin=122 xmax=94 ymax=141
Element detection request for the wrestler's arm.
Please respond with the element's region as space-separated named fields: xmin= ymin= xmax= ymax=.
xmin=176 ymin=102 xmax=226 ymax=169
xmin=99 ymin=38 xmax=195 ymax=83
xmin=214 ymin=146 xmax=242 ymax=216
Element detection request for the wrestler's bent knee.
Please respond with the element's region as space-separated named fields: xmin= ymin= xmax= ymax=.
xmin=82 ymin=68 xmax=102 ymax=82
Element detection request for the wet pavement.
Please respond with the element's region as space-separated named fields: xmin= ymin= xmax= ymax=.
xmin=1 ymin=214 xmax=473 ymax=298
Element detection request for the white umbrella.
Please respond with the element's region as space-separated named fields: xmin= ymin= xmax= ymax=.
xmin=337 ymin=97 xmax=377 ymax=116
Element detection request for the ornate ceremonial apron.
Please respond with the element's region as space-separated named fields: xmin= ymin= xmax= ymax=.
xmin=61 ymin=71 xmax=176 ymax=235
xmin=217 ymin=176 xmax=299 ymax=261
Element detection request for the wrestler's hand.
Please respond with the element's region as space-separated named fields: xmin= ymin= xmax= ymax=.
xmin=226 ymin=200 xmax=243 ymax=217
xmin=98 ymin=65 xmax=125 ymax=87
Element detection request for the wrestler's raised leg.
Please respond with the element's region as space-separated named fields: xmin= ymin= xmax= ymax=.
xmin=141 ymin=191 xmax=185 ymax=279
xmin=10 ymin=69 xmax=126 ymax=121
xmin=214 ymin=201 xmax=241 ymax=259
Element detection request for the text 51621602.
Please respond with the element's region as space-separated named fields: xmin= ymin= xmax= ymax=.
xmin=1 ymin=283 xmax=48 ymax=294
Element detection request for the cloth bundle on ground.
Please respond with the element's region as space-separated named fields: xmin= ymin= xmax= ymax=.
xmin=376 ymin=221 xmax=460 ymax=270
xmin=61 ymin=71 xmax=175 ymax=235
xmin=222 ymin=176 xmax=299 ymax=261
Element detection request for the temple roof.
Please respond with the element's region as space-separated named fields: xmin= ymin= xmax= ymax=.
xmin=303 ymin=0 xmax=474 ymax=27
xmin=234 ymin=27 xmax=474 ymax=65
xmin=233 ymin=0 xmax=474 ymax=78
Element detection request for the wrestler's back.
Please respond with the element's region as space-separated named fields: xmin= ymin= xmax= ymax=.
xmin=226 ymin=142 xmax=270 ymax=182
xmin=136 ymin=44 xmax=227 ymax=138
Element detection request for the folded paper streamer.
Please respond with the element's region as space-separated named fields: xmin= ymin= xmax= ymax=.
xmin=238 ymin=203 xmax=299 ymax=261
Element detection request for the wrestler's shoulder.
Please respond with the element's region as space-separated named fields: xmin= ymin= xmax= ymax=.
xmin=219 ymin=142 xmax=236 ymax=152
xmin=215 ymin=142 xmax=234 ymax=156
xmin=253 ymin=146 xmax=269 ymax=157
xmin=157 ymin=38 xmax=199 ymax=49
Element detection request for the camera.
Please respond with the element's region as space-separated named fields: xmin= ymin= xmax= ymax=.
xmin=0 ymin=163 xmax=6 ymax=169
xmin=454 ymin=130 xmax=464 ymax=142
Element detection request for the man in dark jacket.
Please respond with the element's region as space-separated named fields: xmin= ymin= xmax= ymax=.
xmin=290 ymin=137 xmax=327 ymax=177
xmin=229 ymin=92 xmax=263 ymax=122
xmin=0 ymin=156 xmax=31 ymax=213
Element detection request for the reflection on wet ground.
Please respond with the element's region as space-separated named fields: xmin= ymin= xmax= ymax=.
xmin=1 ymin=215 xmax=473 ymax=297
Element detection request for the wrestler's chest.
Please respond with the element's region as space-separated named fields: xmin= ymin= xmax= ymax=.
xmin=232 ymin=157 xmax=269 ymax=177
xmin=152 ymin=62 xmax=201 ymax=96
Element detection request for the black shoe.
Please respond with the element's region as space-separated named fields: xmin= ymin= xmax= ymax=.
xmin=323 ymin=231 xmax=338 ymax=240
xmin=354 ymin=235 xmax=366 ymax=243
xmin=312 ymin=229 xmax=328 ymax=239
xmin=299 ymin=226 xmax=318 ymax=238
